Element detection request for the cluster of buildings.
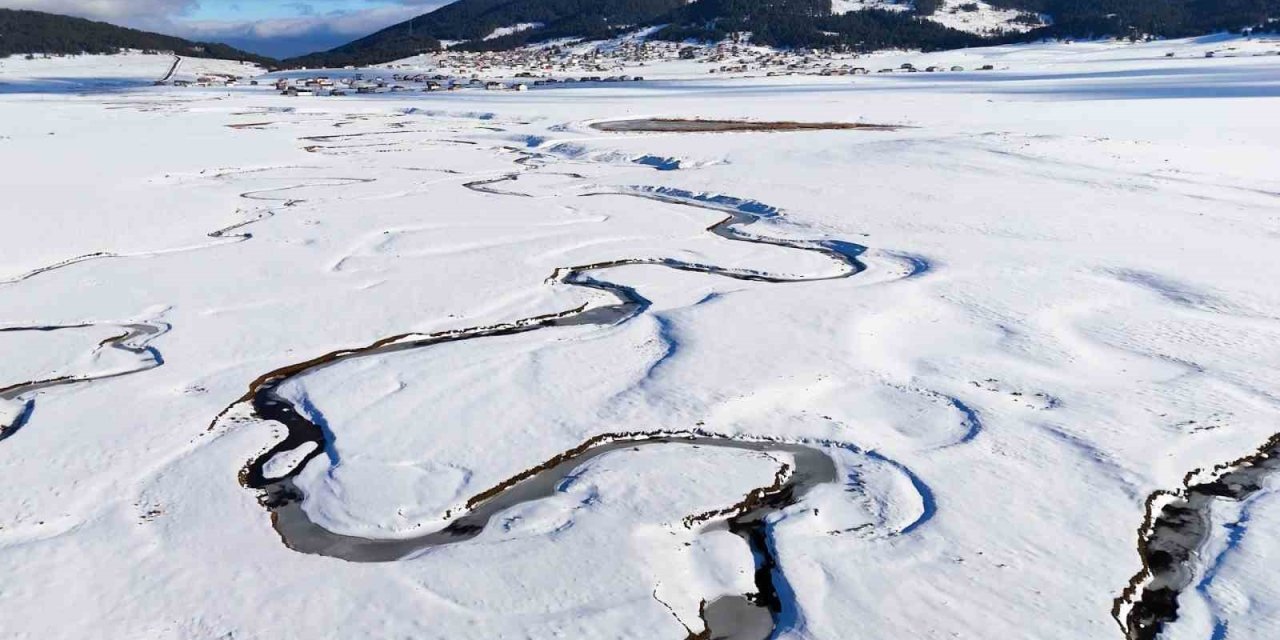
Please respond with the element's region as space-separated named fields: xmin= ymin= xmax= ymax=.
xmin=877 ymin=62 xmax=993 ymax=73
xmin=416 ymin=39 xmax=687 ymax=77
xmin=273 ymin=68 xmax=647 ymax=97
xmin=401 ymin=40 xmax=997 ymax=80
xmin=171 ymin=74 xmax=240 ymax=87
xmin=267 ymin=38 xmax=1016 ymax=99
xmin=696 ymin=47 xmax=993 ymax=76
xmin=274 ymin=74 xmax=538 ymax=96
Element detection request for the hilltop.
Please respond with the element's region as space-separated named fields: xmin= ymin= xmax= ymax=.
xmin=285 ymin=0 xmax=1279 ymax=68
xmin=0 ymin=9 xmax=275 ymax=66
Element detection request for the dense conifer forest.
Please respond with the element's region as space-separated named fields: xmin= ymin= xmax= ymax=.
xmin=0 ymin=9 xmax=274 ymax=65
xmin=4 ymin=1 xmax=1276 ymax=69
xmin=286 ymin=0 xmax=1278 ymax=66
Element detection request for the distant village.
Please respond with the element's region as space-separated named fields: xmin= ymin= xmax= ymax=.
xmin=421 ymin=40 xmax=997 ymax=77
xmin=144 ymin=35 xmax=1279 ymax=97
xmin=170 ymin=75 xmax=242 ymax=88
xmin=270 ymin=72 xmax=647 ymax=96
xmin=265 ymin=40 xmax=998 ymax=97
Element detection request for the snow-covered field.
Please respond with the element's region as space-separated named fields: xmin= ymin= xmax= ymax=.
xmin=484 ymin=22 xmax=546 ymax=41
xmin=1 ymin=34 xmax=1279 ymax=639
xmin=830 ymin=0 xmax=1045 ymax=35
xmin=0 ymin=51 xmax=259 ymax=92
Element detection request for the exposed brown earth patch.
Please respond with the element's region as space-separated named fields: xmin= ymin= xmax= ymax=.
xmin=591 ymin=118 xmax=901 ymax=133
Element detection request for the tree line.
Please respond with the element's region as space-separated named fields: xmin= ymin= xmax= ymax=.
xmin=0 ymin=9 xmax=274 ymax=65
xmin=7 ymin=0 xmax=1277 ymax=70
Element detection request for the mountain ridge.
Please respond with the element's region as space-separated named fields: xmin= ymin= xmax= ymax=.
xmin=4 ymin=3 xmax=1276 ymax=72
xmin=0 ymin=9 xmax=276 ymax=66
xmin=284 ymin=0 xmax=1279 ymax=68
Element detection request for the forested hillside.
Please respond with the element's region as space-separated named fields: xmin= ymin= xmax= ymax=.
xmin=993 ymin=0 xmax=1280 ymax=40
xmin=285 ymin=0 xmax=1278 ymax=67
xmin=656 ymin=0 xmax=983 ymax=50
xmin=287 ymin=0 xmax=690 ymax=66
xmin=13 ymin=0 xmax=1269 ymax=69
xmin=0 ymin=9 xmax=275 ymax=65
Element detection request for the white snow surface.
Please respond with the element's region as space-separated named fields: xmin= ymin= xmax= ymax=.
xmin=0 ymin=50 xmax=261 ymax=93
xmin=830 ymin=0 xmax=1044 ymax=34
xmin=830 ymin=0 xmax=911 ymax=15
xmin=483 ymin=22 xmax=546 ymax=41
xmin=927 ymin=0 xmax=1045 ymax=34
xmin=1166 ymin=475 xmax=1280 ymax=640
xmin=1 ymin=34 xmax=1279 ymax=639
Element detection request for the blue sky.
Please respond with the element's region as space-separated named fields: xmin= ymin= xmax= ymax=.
xmin=0 ymin=0 xmax=449 ymax=57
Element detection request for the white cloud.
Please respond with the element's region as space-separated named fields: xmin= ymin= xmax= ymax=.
xmin=172 ymin=5 xmax=447 ymax=56
xmin=180 ymin=5 xmax=428 ymax=40
xmin=0 ymin=1 xmax=452 ymax=57
xmin=0 ymin=0 xmax=199 ymax=23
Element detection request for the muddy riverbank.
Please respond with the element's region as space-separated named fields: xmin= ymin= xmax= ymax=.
xmin=591 ymin=118 xmax=900 ymax=133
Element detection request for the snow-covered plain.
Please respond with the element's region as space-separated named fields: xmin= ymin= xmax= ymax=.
xmin=1 ymin=34 xmax=1279 ymax=639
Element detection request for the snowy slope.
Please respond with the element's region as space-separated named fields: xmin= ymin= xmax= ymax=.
xmin=927 ymin=0 xmax=1046 ymax=34
xmin=831 ymin=0 xmax=1046 ymax=34
xmin=830 ymin=0 xmax=912 ymax=15
xmin=829 ymin=0 xmax=911 ymax=14
xmin=484 ymin=22 xmax=546 ymax=40
xmin=0 ymin=34 xmax=1278 ymax=640
xmin=0 ymin=50 xmax=263 ymax=93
